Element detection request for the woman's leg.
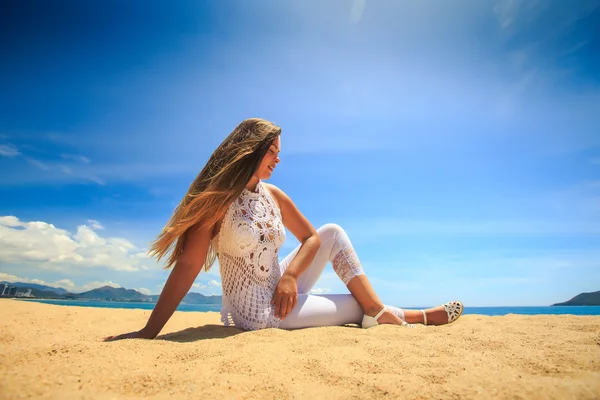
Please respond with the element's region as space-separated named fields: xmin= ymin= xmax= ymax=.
xmin=278 ymin=223 xmax=407 ymax=327
xmin=278 ymin=294 xmax=408 ymax=329
xmin=278 ymin=294 xmax=362 ymax=328
xmin=332 ymin=224 xmax=457 ymax=326
xmin=279 ymin=223 xmax=365 ymax=294
xmin=278 ymin=237 xmax=325 ymax=295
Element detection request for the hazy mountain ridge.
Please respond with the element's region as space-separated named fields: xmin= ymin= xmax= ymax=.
xmin=1 ymin=282 xmax=221 ymax=304
xmin=1 ymin=281 xmax=70 ymax=295
xmin=78 ymin=286 xmax=149 ymax=301
xmin=552 ymin=291 xmax=600 ymax=306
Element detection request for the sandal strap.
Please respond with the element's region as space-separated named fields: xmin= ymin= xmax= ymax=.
xmin=373 ymin=306 xmax=387 ymax=321
xmin=421 ymin=309 xmax=427 ymax=325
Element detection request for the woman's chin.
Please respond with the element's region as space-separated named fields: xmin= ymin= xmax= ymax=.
xmin=260 ymin=171 xmax=273 ymax=180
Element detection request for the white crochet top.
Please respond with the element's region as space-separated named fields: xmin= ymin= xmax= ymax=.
xmin=212 ymin=180 xmax=287 ymax=330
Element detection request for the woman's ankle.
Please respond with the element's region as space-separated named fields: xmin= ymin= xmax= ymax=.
xmin=363 ymin=304 xmax=386 ymax=318
xmin=377 ymin=309 xmax=404 ymax=325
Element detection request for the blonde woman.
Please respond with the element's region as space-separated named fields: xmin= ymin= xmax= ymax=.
xmin=105 ymin=118 xmax=463 ymax=340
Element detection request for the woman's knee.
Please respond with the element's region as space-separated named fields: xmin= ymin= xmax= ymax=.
xmin=317 ymin=223 xmax=345 ymax=240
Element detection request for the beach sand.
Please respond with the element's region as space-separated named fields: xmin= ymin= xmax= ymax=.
xmin=1 ymin=299 xmax=599 ymax=399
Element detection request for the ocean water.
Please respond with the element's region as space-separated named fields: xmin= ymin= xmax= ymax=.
xmin=19 ymin=299 xmax=600 ymax=316
xmin=22 ymin=299 xmax=221 ymax=312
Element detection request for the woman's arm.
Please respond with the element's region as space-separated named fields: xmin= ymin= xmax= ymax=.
xmin=104 ymin=220 xmax=214 ymax=341
xmin=264 ymin=184 xmax=321 ymax=319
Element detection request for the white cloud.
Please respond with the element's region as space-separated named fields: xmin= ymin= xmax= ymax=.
xmin=208 ymin=279 xmax=221 ymax=287
xmin=135 ymin=287 xmax=152 ymax=295
xmin=309 ymin=288 xmax=331 ymax=294
xmin=154 ymin=267 xmax=220 ymax=295
xmin=301 ymin=272 xmax=347 ymax=295
xmin=192 ymin=279 xmax=222 ymax=290
xmin=87 ymin=219 xmax=104 ymax=230
xmin=0 ymin=159 xmax=190 ymax=186
xmin=26 ymin=157 xmax=105 ymax=185
xmin=78 ymin=281 xmax=121 ymax=292
xmin=0 ymin=272 xmax=121 ymax=293
xmin=349 ymin=0 xmax=366 ymax=23
xmin=0 ymin=144 xmax=20 ymax=157
xmin=0 ymin=272 xmax=54 ymax=286
xmin=26 ymin=157 xmax=49 ymax=170
xmin=493 ymin=0 xmax=522 ymax=30
xmin=2 ymin=145 xmax=105 ymax=186
xmin=54 ymin=279 xmax=76 ymax=288
xmin=0 ymin=216 xmax=157 ymax=272
xmin=0 ymin=216 xmax=21 ymax=227
xmin=180 ymin=278 xmax=223 ymax=296
xmin=61 ymin=154 xmax=91 ymax=163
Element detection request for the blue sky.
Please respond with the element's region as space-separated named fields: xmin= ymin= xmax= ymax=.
xmin=1 ymin=0 xmax=599 ymax=307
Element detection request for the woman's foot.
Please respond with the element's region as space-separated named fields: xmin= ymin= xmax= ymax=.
xmin=362 ymin=306 xmax=413 ymax=328
xmin=421 ymin=301 xmax=463 ymax=325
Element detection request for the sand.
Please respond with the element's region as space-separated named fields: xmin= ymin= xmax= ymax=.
xmin=1 ymin=299 xmax=599 ymax=399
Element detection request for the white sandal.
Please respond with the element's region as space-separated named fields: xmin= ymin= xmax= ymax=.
xmin=361 ymin=306 xmax=414 ymax=329
xmin=421 ymin=300 xmax=464 ymax=325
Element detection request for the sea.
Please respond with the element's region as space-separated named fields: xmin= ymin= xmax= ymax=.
xmin=18 ymin=299 xmax=600 ymax=316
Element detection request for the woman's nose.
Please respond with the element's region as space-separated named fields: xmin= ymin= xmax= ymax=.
xmin=275 ymin=156 xmax=280 ymax=164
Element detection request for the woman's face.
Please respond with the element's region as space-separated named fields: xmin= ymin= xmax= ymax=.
xmin=255 ymin=136 xmax=281 ymax=180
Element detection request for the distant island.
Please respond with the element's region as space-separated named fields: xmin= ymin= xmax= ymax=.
xmin=0 ymin=281 xmax=221 ymax=305
xmin=552 ymin=290 xmax=600 ymax=306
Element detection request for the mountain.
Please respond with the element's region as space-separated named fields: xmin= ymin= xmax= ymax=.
xmin=60 ymin=285 xmax=221 ymax=304
xmin=147 ymin=292 xmax=221 ymax=304
xmin=552 ymin=291 xmax=600 ymax=306
xmin=2 ymin=281 xmax=222 ymax=304
xmin=182 ymin=292 xmax=221 ymax=305
xmin=78 ymin=286 xmax=151 ymax=301
xmin=28 ymin=288 xmax=71 ymax=299
xmin=0 ymin=281 xmax=69 ymax=295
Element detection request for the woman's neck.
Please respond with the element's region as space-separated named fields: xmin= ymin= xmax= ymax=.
xmin=245 ymin=177 xmax=260 ymax=193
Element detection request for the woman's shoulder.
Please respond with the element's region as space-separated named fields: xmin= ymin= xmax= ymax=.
xmin=262 ymin=182 xmax=279 ymax=192
xmin=262 ymin=182 xmax=286 ymax=208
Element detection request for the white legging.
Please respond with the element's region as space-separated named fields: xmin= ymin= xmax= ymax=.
xmin=277 ymin=224 xmax=405 ymax=329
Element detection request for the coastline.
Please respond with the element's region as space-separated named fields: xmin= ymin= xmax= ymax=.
xmin=11 ymin=298 xmax=600 ymax=316
xmin=1 ymin=299 xmax=599 ymax=399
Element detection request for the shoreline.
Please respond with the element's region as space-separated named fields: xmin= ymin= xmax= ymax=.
xmin=9 ymin=298 xmax=600 ymax=316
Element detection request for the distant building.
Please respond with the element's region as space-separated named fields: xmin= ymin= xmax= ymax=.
xmin=15 ymin=289 xmax=33 ymax=298
xmin=1 ymin=285 xmax=16 ymax=296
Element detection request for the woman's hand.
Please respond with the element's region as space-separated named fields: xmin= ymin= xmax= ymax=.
xmin=103 ymin=328 xmax=155 ymax=342
xmin=271 ymin=274 xmax=298 ymax=320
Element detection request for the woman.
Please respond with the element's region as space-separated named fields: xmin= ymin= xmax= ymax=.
xmin=105 ymin=118 xmax=463 ymax=340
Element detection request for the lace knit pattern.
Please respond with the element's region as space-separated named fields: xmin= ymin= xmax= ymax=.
xmin=212 ymin=181 xmax=286 ymax=331
xmin=331 ymin=244 xmax=365 ymax=285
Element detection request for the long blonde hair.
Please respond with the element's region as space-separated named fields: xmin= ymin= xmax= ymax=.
xmin=148 ymin=118 xmax=281 ymax=271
